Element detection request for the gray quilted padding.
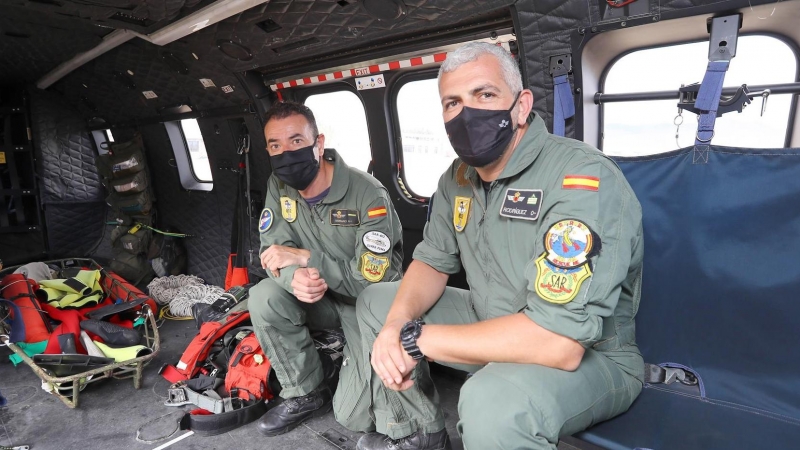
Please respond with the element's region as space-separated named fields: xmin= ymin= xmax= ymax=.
xmin=29 ymin=89 xmax=104 ymax=203
xmin=44 ymin=202 xmax=107 ymax=258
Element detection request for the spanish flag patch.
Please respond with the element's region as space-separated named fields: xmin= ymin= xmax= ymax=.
xmin=562 ymin=175 xmax=600 ymax=192
xmin=367 ymin=206 xmax=388 ymax=219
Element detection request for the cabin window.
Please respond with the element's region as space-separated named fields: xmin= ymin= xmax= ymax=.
xmin=395 ymin=78 xmax=455 ymax=197
xmin=602 ymin=35 xmax=798 ymax=156
xmin=305 ymin=91 xmax=371 ymax=172
xmin=164 ymin=119 xmax=213 ymax=191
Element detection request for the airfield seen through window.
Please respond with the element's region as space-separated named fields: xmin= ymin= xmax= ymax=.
xmin=603 ymin=35 xmax=798 ymax=156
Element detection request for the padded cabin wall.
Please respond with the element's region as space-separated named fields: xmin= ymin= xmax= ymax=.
xmin=142 ymin=115 xmax=268 ymax=286
xmin=28 ymin=88 xmax=105 ymax=258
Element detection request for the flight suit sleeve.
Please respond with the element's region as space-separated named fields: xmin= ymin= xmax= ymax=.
xmin=307 ymin=188 xmax=403 ymax=298
xmin=412 ymin=167 xmax=462 ymax=274
xmin=259 ymin=177 xmax=301 ymax=293
xmin=523 ymin=161 xmax=643 ymax=348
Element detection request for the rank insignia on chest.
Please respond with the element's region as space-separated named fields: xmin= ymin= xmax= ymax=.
xmin=258 ymin=208 xmax=273 ymax=233
xmin=534 ymin=253 xmax=592 ymax=304
xmin=499 ymin=188 xmax=543 ymax=221
xmin=280 ymin=196 xmax=297 ymax=223
xmin=330 ymin=209 xmax=360 ymax=226
xmin=360 ymin=252 xmax=390 ymax=282
xmin=453 ymin=196 xmax=471 ymax=232
xmin=543 ymin=219 xmax=594 ymax=268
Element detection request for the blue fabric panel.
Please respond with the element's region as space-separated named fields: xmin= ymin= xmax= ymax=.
xmin=552 ymin=74 xmax=575 ymax=137
xmin=578 ymin=385 xmax=800 ymax=450
xmin=614 ymin=145 xmax=800 ymax=422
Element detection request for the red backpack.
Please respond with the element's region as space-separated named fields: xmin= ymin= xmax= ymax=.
xmin=224 ymin=331 xmax=272 ymax=401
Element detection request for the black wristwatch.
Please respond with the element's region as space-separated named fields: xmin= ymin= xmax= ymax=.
xmin=400 ymin=319 xmax=426 ymax=360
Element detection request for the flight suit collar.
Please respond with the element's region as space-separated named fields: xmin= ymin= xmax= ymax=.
xmin=460 ymin=113 xmax=549 ymax=185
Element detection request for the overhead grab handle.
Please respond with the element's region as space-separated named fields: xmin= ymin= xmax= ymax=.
xmin=550 ymin=54 xmax=575 ymax=137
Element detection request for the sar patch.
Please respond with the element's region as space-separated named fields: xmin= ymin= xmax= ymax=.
xmin=360 ymin=252 xmax=390 ymax=282
xmin=544 ymin=219 xmax=594 ymax=268
xmin=258 ymin=208 xmax=274 ymax=233
xmin=453 ymin=196 xmax=471 ymax=232
xmin=280 ymin=197 xmax=297 ymax=223
xmin=499 ymin=188 xmax=543 ymax=221
xmin=362 ymin=231 xmax=391 ymax=254
xmin=534 ymin=253 xmax=592 ymax=304
xmin=330 ymin=209 xmax=360 ymax=226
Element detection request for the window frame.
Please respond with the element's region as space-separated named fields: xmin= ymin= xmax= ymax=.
xmin=597 ymin=32 xmax=800 ymax=151
xmin=296 ymin=82 xmax=373 ymax=173
xmin=164 ymin=119 xmax=214 ymax=191
xmin=389 ymin=67 xmax=445 ymax=201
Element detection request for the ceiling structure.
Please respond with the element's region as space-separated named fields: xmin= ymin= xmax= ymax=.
xmin=0 ymin=0 xmax=516 ymax=124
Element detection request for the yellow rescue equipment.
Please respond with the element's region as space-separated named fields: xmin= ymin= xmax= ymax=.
xmin=38 ymin=270 xmax=103 ymax=309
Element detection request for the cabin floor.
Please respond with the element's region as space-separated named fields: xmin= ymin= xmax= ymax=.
xmin=0 ymin=318 xmax=597 ymax=450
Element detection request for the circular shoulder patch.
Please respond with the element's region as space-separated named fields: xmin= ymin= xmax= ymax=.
xmin=259 ymin=208 xmax=274 ymax=233
xmin=543 ymin=219 xmax=593 ymax=268
xmin=362 ymin=231 xmax=391 ymax=254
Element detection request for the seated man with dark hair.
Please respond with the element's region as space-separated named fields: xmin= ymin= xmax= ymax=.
xmin=249 ymin=101 xmax=404 ymax=436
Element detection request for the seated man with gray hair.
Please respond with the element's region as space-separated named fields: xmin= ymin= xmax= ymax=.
xmin=355 ymin=42 xmax=644 ymax=450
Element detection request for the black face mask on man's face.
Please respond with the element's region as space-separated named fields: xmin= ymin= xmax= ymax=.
xmin=269 ymin=141 xmax=320 ymax=190
xmin=444 ymin=92 xmax=520 ymax=168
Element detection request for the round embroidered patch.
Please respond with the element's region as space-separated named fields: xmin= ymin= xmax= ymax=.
xmin=259 ymin=208 xmax=274 ymax=233
xmin=362 ymin=231 xmax=391 ymax=254
xmin=544 ymin=219 xmax=593 ymax=268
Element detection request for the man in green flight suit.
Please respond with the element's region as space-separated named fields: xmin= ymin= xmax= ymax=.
xmin=249 ymin=101 xmax=404 ymax=436
xmin=356 ymin=42 xmax=644 ymax=450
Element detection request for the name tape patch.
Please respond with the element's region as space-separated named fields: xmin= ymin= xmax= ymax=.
xmin=330 ymin=209 xmax=360 ymax=226
xmin=362 ymin=231 xmax=391 ymax=254
xmin=499 ymin=189 xmax=543 ymax=221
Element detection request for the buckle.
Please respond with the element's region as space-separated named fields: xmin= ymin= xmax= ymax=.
xmin=645 ymin=363 xmax=699 ymax=386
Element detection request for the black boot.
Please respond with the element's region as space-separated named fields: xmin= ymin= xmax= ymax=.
xmin=256 ymin=383 xmax=332 ymax=436
xmin=356 ymin=429 xmax=452 ymax=450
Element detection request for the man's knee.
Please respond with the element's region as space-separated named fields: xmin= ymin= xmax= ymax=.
xmin=248 ymin=279 xmax=298 ymax=325
xmin=458 ymin=368 xmax=556 ymax=449
xmin=355 ymin=281 xmax=400 ymax=332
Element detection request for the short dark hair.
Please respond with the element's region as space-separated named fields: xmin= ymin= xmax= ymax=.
xmin=264 ymin=101 xmax=319 ymax=137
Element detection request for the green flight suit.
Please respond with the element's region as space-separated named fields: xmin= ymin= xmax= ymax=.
xmin=249 ymin=149 xmax=403 ymax=432
xmin=357 ymin=114 xmax=644 ymax=448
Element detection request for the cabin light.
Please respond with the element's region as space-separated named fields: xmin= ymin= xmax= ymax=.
xmin=127 ymin=70 xmax=134 ymax=76
xmin=192 ymin=53 xmax=200 ymax=60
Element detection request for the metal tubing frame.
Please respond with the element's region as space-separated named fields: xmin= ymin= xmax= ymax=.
xmin=595 ymin=82 xmax=800 ymax=104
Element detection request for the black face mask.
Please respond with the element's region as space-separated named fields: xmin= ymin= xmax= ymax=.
xmin=444 ymin=93 xmax=520 ymax=168
xmin=270 ymin=142 xmax=320 ymax=190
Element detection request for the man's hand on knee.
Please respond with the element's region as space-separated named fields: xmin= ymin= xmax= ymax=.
xmin=371 ymin=318 xmax=417 ymax=390
xmin=261 ymin=245 xmax=311 ymax=277
xmin=292 ymin=268 xmax=327 ymax=303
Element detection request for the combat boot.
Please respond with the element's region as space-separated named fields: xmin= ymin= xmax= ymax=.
xmin=256 ymin=383 xmax=332 ymax=436
xmin=356 ymin=429 xmax=451 ymax=450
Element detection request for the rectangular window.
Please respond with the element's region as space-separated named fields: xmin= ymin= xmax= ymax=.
xmin=179 ymin=119 xmax=213 ymax=182
xmin=602 ymin=35 xmax=798 ymax=156
xmin=305 ymin=91 xmax=372 ymax=172
xmin=396 ymin=78 xmax=456 ymax=197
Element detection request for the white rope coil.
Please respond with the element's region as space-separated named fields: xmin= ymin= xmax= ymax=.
xmin=147 ymin=275 xmax=205 ymax=305
xmin=167 ymin=284 xmax=224 ymax=318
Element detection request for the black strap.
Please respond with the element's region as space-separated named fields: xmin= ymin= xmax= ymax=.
xmin=179 ymin=398 xmax=267 ymax=436
xmin=644 ymin=363 xmax=698 ymax=386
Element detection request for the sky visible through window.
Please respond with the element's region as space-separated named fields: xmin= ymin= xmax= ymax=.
xmin=180 ymin=118 xmax=213 ymax=182
xmin=305 ymin=91 xmax=372 ymax=172
xmin=603 ymin=35 xmax=797 ymax=156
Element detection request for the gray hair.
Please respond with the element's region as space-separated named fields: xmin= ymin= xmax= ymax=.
xmin=438 ymin=42 xmax=523 ymax=95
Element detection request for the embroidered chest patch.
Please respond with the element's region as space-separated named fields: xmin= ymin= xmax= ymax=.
xmin=330 ymin=209 xmax=360 ymax=226
xmin=499 ymin=188 xmax=543 ymax=221
xmin=544 ymin=219 xmax=594 ymax=268
xmin=534 ymin=253 xmax=592 ymax=304
xmin=453 ymin=196 xmax=471 ymax=232
xmin=360 ymin=252 xmax=390 ymax=282
xmin=280 ymin=196 xmax=297 ymax=223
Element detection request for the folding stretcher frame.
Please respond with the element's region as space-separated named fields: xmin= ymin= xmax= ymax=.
xmin=0 ymin=258 xmax=160 ymax=408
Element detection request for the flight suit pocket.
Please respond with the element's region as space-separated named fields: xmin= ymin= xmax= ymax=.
xmin=332 ymin=347 xmax=373 ymax=432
